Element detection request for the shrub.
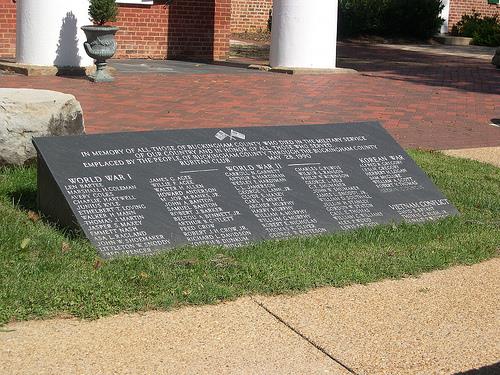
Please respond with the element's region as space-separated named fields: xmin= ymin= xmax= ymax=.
xmin=451 ymin=12 xmax=500 ymax=47
xmin=338 ymin=0 xmax=385 ymax=37
xmin=381 ymin=0 xmax=444 ymax=38
xmin=338 ymin=0 xmax=444 ymax=39
xmin=88 ymin=0 xmax=118 ymax=26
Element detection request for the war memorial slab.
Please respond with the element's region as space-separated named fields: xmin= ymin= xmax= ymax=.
xmin=33 ymin=122 xmax=459 ymax=258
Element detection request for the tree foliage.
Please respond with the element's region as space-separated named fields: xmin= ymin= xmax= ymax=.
xmin=338 ymin=0 xmax=444 ymax=39
xmin=89 ymin=0 xmax=118 ymax=26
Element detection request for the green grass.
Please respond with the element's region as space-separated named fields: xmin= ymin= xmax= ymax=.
xmin=0 ymin=150 xmax=498 ymax=325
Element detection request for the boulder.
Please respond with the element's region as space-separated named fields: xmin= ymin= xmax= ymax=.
xmin=492 ymin=48 xmax=500 ymax=69
xmin=0 ymin=89 xmax=85 ymax=165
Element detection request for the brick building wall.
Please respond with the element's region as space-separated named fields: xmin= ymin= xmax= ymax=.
xmin=231 ymin=0 xmax=272 ymax=33
xmin=0 ymin=0 xmax=230 ymax=61
xmin=448 ymin=0 xmax=499 ymax=28
xmin=214 ymin=0 xmax=231 ymax=60
xmin=113 ymin=2 xmax=168 ymax=59
xmin=0 ymin=0 xmax=15 ymax=58
xmin=166 ymin=0 xmax=231 ymax=61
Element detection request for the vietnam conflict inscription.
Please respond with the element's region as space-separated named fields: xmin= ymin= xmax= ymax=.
xmin=33 ymin=122 xmax=459 ymax=258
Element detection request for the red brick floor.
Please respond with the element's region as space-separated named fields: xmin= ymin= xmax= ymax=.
xmin=1 ymin=43 xmax=498 ymax=150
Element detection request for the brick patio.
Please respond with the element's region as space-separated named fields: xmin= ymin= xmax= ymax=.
xmin=1 ymin=42 xmax=498 ymax=150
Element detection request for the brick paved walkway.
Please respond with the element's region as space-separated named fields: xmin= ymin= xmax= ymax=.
xmin=1 ymin=43 xmax=498 ymax=150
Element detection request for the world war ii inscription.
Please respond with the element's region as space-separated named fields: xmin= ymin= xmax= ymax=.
xmin=33 ymin=122 xmax=459 ymax=258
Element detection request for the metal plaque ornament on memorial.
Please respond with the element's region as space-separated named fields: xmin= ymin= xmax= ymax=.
xmin=33 ymin=122 xmax=459 ymax=258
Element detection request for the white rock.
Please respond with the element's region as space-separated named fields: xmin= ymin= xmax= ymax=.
xmin=0 ymin=89 xmax=85 ymax=165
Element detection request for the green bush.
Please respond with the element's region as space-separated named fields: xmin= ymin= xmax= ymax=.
xmin=338 ymin=0 xmax=385 ymax=37
xmin=89 ymin=0 xmax=118 ymax=26
xmin=338 ymin=0 xmax=444 ymax=39
xmin=451 ymin=12 xmax=500 ymax=47
xmin=381 ymin=0 xmax=444 ymax=38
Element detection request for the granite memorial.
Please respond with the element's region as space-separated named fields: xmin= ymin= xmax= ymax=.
xmin=33 ymin=122 xmax=459 ymax=258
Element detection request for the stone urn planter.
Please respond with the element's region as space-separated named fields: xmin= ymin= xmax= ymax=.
xmin=81 ymin=26 xmax=119 ymax=82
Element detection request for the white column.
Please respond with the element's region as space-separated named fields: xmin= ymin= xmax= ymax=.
xmin=16 ymin=0 xmax=93 ymax=67
xmin=440 ymin=0 xmax=450 ymax=34
xmin=270 ymin=0 xmax=338 ymax=69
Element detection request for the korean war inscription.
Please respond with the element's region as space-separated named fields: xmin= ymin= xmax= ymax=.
xmin=33 ymin=122 xmax=459 ymax=258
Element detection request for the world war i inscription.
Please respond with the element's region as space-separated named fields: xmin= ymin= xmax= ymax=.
xmin=33 ymin=122 xmax=459 ymax=258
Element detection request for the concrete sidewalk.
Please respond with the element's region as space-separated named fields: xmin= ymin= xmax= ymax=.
xmin=442 ymin=146 xmax=500 ymax=167
xmin=1 ymin=258 xmax=499 ymax=375
xmin=376 ymin=43 xmax=496 ymax=61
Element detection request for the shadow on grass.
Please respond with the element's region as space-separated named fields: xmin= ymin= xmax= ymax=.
xmin=7 ymin=187 xmax=37 ymax=212
xmin=6 ymin=187 xmax=85 ymax=241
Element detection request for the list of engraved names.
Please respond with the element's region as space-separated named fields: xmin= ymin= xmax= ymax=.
xmin=35 ymin=122 xmax=457 ymax=257
xmin=64 ymin=174 xmax=169 ymax=256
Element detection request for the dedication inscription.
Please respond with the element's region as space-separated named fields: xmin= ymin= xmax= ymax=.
xmin=33 ymin=122 xmax=459 ymax=258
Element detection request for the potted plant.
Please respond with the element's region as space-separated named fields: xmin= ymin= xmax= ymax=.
xmin=81 ymin=0 xmax=119 ymax=82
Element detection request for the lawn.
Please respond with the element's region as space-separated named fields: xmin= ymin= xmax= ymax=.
xmin=0 ymin=150 xmax=498 ymax=325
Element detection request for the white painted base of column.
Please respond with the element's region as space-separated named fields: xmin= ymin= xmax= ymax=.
xmin=440 ymin=0 xmax=450 ymax=34
xmin=269 ymin=66 xmax=357 ymax=75
xmin=270 ymin=0 xmax=338 ymax=69
xmin=16 ymin=0 xmax=93 ymax=67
